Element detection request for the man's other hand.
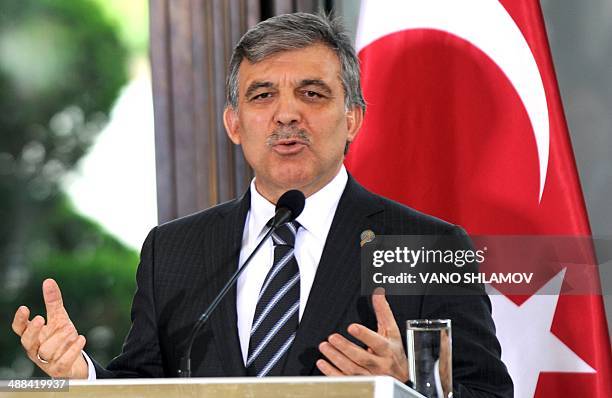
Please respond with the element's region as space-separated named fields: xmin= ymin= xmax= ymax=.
xmin=11 ymin=279 xmax=88 ymax=379
xmin=317 ymin=289 xmax=409 ymax=383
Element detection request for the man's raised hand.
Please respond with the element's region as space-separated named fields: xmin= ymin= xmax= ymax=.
xmin=11 ymin=279 xmax=88 ymax=379
xmin=317 ymin=289 xmax=409 ymax=383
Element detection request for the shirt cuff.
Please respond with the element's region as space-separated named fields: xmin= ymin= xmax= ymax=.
xmin=81 ymin=351 xmax=97 ymax=380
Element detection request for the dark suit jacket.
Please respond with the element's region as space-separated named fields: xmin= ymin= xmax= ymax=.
xmin=94 ymin=176 xmax=513 ymax=397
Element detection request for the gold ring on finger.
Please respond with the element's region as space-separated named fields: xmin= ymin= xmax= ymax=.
xmin=36 ymin=352 xmax=50 ymax=364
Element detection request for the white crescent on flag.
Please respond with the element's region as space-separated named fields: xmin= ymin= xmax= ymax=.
xmin=356 ymin=0 xmax=550 ymax=201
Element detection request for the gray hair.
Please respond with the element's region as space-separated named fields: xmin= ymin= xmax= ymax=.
xmin=226 ymin=12 xmax=366 ymax=113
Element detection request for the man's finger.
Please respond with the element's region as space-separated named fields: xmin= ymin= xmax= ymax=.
xmin=316 ymin=359 xmax=344 ymax=376
xmin=12 ymin=306 xmax=30 ymax=336
xmin=20 ymin=315 xmax=45 ymax=357
xmin=50 ymin=335 xmax=86 ymax=378
xmin=319 ymin=341 xmax=371 ymax=376
xmin=39 ymin=319 xmax=73 ymax=342
xmin=38 ymin=324 xmax=78 ymax=362
xmin=43 ymin=279 xmax=69 ymax=322
xmin=327 ymin=333 xmax=379 ymax=370
xmin=372 ymin=290 xmax=401 ymax=338
xmin=347 ymin=323 xmax=391 ymax=356
xmin=39 ymin=324 xmax=54 ymax=343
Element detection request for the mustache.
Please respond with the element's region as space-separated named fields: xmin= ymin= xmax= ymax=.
xmin=266 ymin=128 xmax=312 ymax=146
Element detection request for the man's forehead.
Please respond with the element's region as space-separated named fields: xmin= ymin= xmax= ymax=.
xmin=237 ymin=44 xmax=342 ymax=88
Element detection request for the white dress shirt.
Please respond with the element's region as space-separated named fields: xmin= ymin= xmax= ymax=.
xmin=84 ymin=165 xmax=348 ymax=377
xmin=236 ymin=166 xmax=348 ymax=364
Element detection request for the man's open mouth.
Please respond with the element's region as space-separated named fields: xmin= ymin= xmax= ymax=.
xmin=272 ymin=139 xmax=308 ymax=154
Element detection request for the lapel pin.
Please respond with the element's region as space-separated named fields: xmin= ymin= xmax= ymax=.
xmin=360 ymin=229 xmax=376 ymax=247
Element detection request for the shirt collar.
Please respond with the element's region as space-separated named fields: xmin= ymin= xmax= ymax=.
xmin=249 ymin=165 xmax=348 ymax=239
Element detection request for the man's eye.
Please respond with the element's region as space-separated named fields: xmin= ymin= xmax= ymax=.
xmin=303 ymin=90 xmax=323 ymax=98
xmin=252 ymin=92 xmax=272 ymax=100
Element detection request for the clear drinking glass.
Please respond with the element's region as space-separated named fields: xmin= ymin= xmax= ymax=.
xmin=406 ymin=319 xmax=453 ymax=398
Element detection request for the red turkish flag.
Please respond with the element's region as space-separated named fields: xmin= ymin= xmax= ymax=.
xmin=346 ymin=1 xmax=612 ymax=397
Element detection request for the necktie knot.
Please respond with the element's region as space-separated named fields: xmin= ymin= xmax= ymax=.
xmin=271 ymin=221 xmax=300 ymax=248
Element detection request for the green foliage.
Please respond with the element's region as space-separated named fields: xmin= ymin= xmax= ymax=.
xmin=90 ymin=0 xmax=150 ymax=55
xmin=0 ymin=0 xmax=137 ymax=377
xmin=1 ymin=195 xmax=139 ymax=377
xmin=0 ymin=0 xmax=127 ymax=173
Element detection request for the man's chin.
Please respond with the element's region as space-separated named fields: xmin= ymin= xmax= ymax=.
xmin=272 ymin=175 xmax=312 ymax=191
xmin=264 ymin=168 xmax=315 ymax=190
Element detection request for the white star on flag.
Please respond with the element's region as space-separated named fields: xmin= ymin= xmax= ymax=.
xmin=488 ymin=269 xmax=595 ymax=398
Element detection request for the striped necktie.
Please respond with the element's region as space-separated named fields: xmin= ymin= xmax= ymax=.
xmin=246 ymin=221 xmax=301 ymax=376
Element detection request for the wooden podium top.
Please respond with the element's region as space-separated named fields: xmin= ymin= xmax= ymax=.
xmin=3 ymin=376 xmax=424 ymax=398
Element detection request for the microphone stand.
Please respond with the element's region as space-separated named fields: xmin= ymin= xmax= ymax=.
xmin=178 ymin=210 xmax=292 ymax=377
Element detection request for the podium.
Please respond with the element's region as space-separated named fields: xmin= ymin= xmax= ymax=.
xmin=5 ymin=376 xmax=424 ymax=397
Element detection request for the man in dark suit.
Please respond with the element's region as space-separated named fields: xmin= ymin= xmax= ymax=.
xmin=13 ymin=12 xmax=512 ymax=397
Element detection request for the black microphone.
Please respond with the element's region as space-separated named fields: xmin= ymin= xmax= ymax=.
xmin=270 ymin=189 xmax=306 ymax=227
xmin=178 ymin=189 xmax=306 ymax=377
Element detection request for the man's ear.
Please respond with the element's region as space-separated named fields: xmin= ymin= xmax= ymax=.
xmin=223 ymin=106 xmax=241 ymax=145
xmin=345 ymin=105 xmax=364 ymax=143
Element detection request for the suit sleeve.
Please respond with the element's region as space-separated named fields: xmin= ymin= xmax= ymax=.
xmin=420 ymin=226 xmax=513 ymax=398
xmin=93 ymin=227 xmax=165 ymax=378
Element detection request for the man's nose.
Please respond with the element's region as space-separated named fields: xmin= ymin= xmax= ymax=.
xmin=273 ymin=93 xmax=302 ymax=126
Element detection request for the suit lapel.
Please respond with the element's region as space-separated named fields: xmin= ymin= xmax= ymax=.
xmin=204 ymin=190 xmax=250 ymax=376
xmin=283 ymin=176 xmax=384 ymax=375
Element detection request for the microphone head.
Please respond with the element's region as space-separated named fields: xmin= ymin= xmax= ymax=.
xmin=275 ymin=190 xmax=306 ymax=222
